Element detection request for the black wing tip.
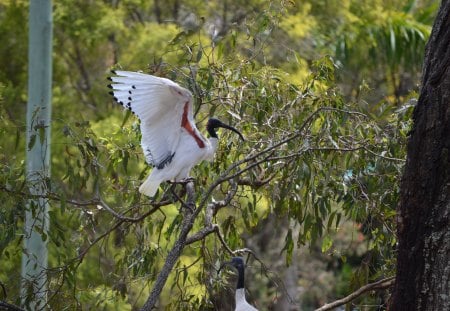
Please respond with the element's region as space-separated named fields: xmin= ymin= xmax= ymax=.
xmin=108 ymin=92 xmax=119 ymax=103
xmin=107 ymin=70 xmax=118 ymax=81
xmin=107 ymin=84 xmax=113 ymax=89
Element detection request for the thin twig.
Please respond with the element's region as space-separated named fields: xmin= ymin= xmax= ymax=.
xmin=0 ymin=301 xmax=25 ymax=311
xmin=214 ymin=226 xmax=235 ymax=255
xmin=76 ymin=220 xmax=125 ymax=265
xmin=363 ymin=146 xmax=405 ymax=162
xmin=0 ymin=184 xmax=176 ymax=222
xmin=315 ymin=277 xmax=395 ymax=311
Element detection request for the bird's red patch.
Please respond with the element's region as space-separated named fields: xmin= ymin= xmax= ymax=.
xmin=181 ymin=102 xmax=205 ymax=148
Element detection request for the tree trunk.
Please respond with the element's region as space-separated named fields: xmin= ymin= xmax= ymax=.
xmin=389 ymin=1 xmax=450 ymax=310
xmin=21 ymin=0 xmax=53 ymax=309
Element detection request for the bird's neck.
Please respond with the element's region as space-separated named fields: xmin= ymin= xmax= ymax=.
xmin=209 ymin=137 xmax=218 ymax=150
xmin=206 ymin=123 xmax=218 ymax=138
xmin=236 ymin=265 xmax=245 ymax=289
xmin=235 ymin=287 xmax=246 ymax=303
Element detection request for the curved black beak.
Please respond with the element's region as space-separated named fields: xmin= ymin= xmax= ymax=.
xmin=207 ymin=118 xmax=244 ymax=141
xmin=219 ymin=123 xmax=245 ymax=141
xmin=218 ymin=260 xmax=233 ymax=275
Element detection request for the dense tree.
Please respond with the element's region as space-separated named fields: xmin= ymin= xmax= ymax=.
xmin=0 ymin=1 xmax=438 ymax=310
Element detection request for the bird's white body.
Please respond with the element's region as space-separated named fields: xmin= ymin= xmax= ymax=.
xmin=139 ymin=132 xmax=217 ymax=196
xmin=235 ymin=288 xmax=258 ymax=311
xmin=109 ymin=71 xmax=219 ymax=197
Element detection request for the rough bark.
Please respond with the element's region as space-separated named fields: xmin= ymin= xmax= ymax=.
xmin=140 ymin=182 xmax=196 ymax=311
xmin=390 ymin=1 xmax=450 ymax=310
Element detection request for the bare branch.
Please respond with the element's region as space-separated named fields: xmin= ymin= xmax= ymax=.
xmin=0 ymin=301 xmax=25 ymax=311
xmin=185 ymin=224 xmax=217 ymax=245
xmin=214 ymin=226 xmax=235 ymax=255
xmin=97 ymin=196 xmax=176 ymax=222
xmin=238 ymin=173 xmax=277 ymax=188
xmin=208 ymin=179 xmax=238 ymax=219
xmin=141 ymin=181 xmax=197 ymax=311
xmin=0 ymin=184 xmax=177 ymax=222
xmin=315 ymin=277 xmax=395 ymax=311
xmin=185 ymin=224 xmax=234 ymax=255
xmin=363 ymin=146 xmax=406 ymax=162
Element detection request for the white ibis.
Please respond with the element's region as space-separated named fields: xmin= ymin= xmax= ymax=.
xmin=220 ymin=257 xmax=258 ymax=311
xmin=108 ymin=70 xmax=244 ymax=197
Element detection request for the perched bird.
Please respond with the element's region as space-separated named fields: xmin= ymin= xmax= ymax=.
xmin=220 ymin=257 xmax=258 ymax=311
xmin=108 ymin=70 xmax=244 ymax=197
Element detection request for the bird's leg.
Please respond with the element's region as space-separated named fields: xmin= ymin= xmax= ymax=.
xmin=169 ymin=185 xmax=193 ymax=213
xmin=168 ymin=177 xmax=196 ymax=185
xmin=165 ymin=182 xmax=177 ymax=197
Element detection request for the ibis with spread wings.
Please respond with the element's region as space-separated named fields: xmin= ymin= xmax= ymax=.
xmin=108 ymin=71 xmax=244 ymax=197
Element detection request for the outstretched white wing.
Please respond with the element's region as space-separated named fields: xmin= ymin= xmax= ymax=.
xmin=108 ymin=70 xmax=193 ymax=168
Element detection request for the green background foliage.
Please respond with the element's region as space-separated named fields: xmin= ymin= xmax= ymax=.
xmin=0 ymin=0 xmax=437 ymax=309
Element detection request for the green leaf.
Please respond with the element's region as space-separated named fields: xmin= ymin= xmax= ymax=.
xmin=321 ymin=235 xmax=333 ymax=253
xmin=38 ymin=125 xmax=45 ymax=145
xmin=28 ymin=134 xmax=36 ymax=150
xmin=206 ymin=72 xmax=214 ymax=91
xmin=282 ymin=229 xmax=294 ymax=266
xmin=122 ymin=150 xmax=129 ymax=173
xmin=183 ymin=266 xmax=188 ymax=285
xmin=121 ymin=110 xmax=132 ymax=128
xmin=196 ymin=48 xmax=203 ymax=62
xmin=15 ymin=127 xmax=20 ymax=150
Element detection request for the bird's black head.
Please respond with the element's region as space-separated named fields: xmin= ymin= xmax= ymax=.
xmin=219 ymin=257 xmax=246 ymax=289
xmin=219 ymin=257 xmax=245 ymax=273
xmin=228 ymin=257 xmax=245 ymax=269
xmin=207 ymin=118 xmax=244 ymax=141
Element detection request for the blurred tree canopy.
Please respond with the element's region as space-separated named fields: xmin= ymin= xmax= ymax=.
xmin=0 ymin=0 xmax=437 ymax=310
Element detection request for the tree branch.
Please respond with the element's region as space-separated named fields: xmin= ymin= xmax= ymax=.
xmin=185 ymin=224 xmax=217 ymax=245
xmin=140 ymin=181 xmax=196 ymax=311
xmin=97 ymin=196 xmax=175 ymax=222
xmin=0 ymin=301 xmax=25 ymax=311
xmin=198 ymin=107 xmax=371 ymax=207
xmin=0 ymin=184 xmax=177 ymax=222
xmin=315 ymin=277 xmax=395 ymax=311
